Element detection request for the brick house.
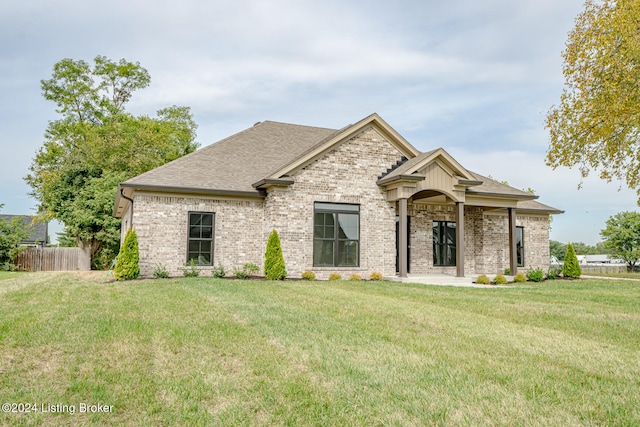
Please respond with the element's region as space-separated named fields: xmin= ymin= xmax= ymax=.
xmin=113 ymin=113 xmax=562 ymax=279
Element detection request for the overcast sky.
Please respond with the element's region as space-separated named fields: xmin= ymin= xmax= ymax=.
xmin=1 ymin=0 xmax=637 ymax=245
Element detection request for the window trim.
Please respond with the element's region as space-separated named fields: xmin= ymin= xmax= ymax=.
xmin=313 ymin=202 xmax=360 ymax=268
xmin=186 ymin=211 xmax=215 ymax=266
xmin=433 ymin=220 xmax=457 ymax=267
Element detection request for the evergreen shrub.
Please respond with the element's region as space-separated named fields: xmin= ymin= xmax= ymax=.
xmin=264 ymin=229 xmax=287 ymax=280
xmin=493 ymin=274 xmax=508 ymax=285
xmin=475 ymin=274 xmax=490 ymax=285
xmin=369 ymin=272 xmax=383 ymax=281
xmin=114 ymin=229 xmax=140 ymax=280
xmin=563 ymin=243 xmax=582 ymax=278
xmin=301 ymin=270 xmax=316 ymax=280
xmin=513 ymin=272 xmax=527 ymax=282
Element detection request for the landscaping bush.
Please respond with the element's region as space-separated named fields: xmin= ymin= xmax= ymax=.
xmin=328 ymin=272 xmax=342 ymax=280
xmin=212 ymin=263 xmax=226 ymax=278
xmin=493 ymin=273 xmax=508 ymax=285
xmin=349 ymin=273 xmax=362 ymax=281
xmin=369 ymin=272 xmax=383 ymax=281
xmin=475 ymin=274 xmax=490 ymax=285
xmin=546 ymin=265 xmax=562 ymax=280
xmin=514 ymin=272 xmax=527 ymax=282
xmin=113 ymin=229 xmax=140 ymax=280
xmin=153 ymin=263 xmax=169 ymax=279
xmin=563 ymin=243 xmax=582 ymax=278
xmin=504 ymin=267 xmax=511 ymax=275
xmin=301 ymin=270 xmax=316 ymax=281
xmin=526 ymin=268 xmax=544 ymax=282
xmin=264 ymin=229 xmax=287 ymax=280
xmin=234 ymin=263 xmax=259 ymax=279
xmin=182 ymin=259 xmax=200 ymax=277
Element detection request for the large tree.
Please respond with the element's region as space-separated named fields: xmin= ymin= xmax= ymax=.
xmin=0 ymin=205 xmax=31 ymax=271
xmin=600 ymin=211 xmax=640 ymax=271
xmin=26 ymin=56 xmax=199 ymax=268
xmin=546 ymin=0 xmax=640 ymax=199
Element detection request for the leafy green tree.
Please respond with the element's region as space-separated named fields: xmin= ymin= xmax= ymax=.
xmin=0 ymin=205 xmax=32 ymax=270
xmin=26 ymin=56 xmax=198 ymax=267
xmin=264 ymin=229 xmax=287 ymax=280
xmin=113 ymin=229 xmax=140 ymax=280
xmin=601 ymin=211 xmax=640 ymax=271
xmin=549 ymin=240 xmax=567 ymax=261
xmin=563 ymin=243 xmax=582 ymax=279
xmin=546 ymin=0 xmax=640 ymax=200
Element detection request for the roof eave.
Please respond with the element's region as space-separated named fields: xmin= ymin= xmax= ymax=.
xmin=376 ymin=174 xmax=426 ymax=186
xmin=252 ymin=178 xmax=295 ymax=189
xmin=465 ymin=190 xmax=538 ymax=201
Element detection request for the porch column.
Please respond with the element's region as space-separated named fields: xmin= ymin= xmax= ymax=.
xmin=399 ymin=198 xmax=408 ymax=278
xmin=455 ymin=202 xmax=465 ymax=277
xmin=508 ymin=207 xmax=518 ymax=275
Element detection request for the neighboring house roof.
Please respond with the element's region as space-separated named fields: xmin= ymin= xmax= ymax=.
xmin=0 ymin=215 xmax=48 ymax=246
xmin=114 ymin=113 xmax=562 ymax=216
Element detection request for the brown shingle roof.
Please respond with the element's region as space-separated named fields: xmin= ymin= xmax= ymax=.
xmin=466 ymin=171 xmax=537 ymax=199
xmin=122 ymin=121 xmax=338 ymax=194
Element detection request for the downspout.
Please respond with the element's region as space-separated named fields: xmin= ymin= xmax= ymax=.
xmin=120 ymin=189 xmax=134 ymax=231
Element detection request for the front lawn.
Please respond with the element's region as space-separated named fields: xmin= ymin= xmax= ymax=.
xmin=1 ymin=272 xmax=638 ymax=426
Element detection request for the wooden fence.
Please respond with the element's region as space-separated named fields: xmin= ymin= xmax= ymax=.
xmin=14 ymin=247 xmax=91 ymax=272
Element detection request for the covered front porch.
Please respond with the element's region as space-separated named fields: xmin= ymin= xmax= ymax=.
xmin=378 ymin=148 xmax=539 ymax=279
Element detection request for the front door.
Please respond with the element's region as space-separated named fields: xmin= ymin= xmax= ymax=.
xmin=395 ymin=215 xmax=410 ymax=274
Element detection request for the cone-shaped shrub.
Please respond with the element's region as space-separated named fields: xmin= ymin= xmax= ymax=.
xmin=264 ymin=229 xmax=286 ymax=280
xmin=114 ymin=229 xmax=140 ymax=280
xmin=562 ymin=242 xmax=582 ymax=279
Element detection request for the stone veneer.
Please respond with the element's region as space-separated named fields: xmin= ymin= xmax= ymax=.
xmin=127 ymin=126 xmax=552 ymax=278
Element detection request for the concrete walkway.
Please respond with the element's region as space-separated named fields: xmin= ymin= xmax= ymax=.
xmin=385 ymin=273 xmax=509 ymax=288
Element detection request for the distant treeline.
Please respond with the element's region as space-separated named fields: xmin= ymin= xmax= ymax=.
xmin=550 ymin=240 xmax=609 ymax=261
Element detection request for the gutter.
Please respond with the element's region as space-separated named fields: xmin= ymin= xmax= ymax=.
xmin=120 ymin=188 xmax=135 ymax=230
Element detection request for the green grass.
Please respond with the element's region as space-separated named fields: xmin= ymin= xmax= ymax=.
xmin=583 ymin=270 xmax=640 ymax=279
xmin=1 ymin=272 xmax=639 ymax=426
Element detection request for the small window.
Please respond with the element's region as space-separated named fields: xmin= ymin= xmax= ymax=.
xmin=433 ymin=221 xmax=456 ymax=266
xmin=516 ymin=226 xmax=524 ymax=267
xmin=313 ymin=202 xmax=360 ymax=267
xmin=187 ymin=212 xmax=214 ymax=265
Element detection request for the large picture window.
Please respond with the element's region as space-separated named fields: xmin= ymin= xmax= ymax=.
xmin=516 ymin=226 xmax=524 ymax=267
xmin=313 ymin=202 xmax=359 ymax=267
xmin=433 ymin=221 xmax=456 ymax=266
xmin=187 ymin=212 xmax=214 ymax=265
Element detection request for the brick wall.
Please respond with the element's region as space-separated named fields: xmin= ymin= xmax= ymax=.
xmin=132 ymin=194 xmax=264 ymax=277
xmin=264 ymin=126 xmax=403 ymax=279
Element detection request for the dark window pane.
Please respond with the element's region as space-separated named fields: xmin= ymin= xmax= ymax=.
xmin=337 ymin=240 xmax=358 ymax=266
xmin=433 ymin=221 xmax=456 ymax=266
xmin=189 ymin=226 xmax=200 ymax=239
xmin=201 ymin=226 xmax=213 ymax=239
xmin=190 ymin=213 xmax=202 ymax=226
xmin=202 ymin=215 xmax=213 ymax=226
xmin=313 ymin=240 xmax=334 ymax=266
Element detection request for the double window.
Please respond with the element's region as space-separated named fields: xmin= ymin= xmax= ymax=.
xmin=433 ymin=221 xmax=456 ymax=266
xmin=313 ymin=202 xmax=359 ymax=267
xmin=187 ymin=212 xmax=214 ymax=265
